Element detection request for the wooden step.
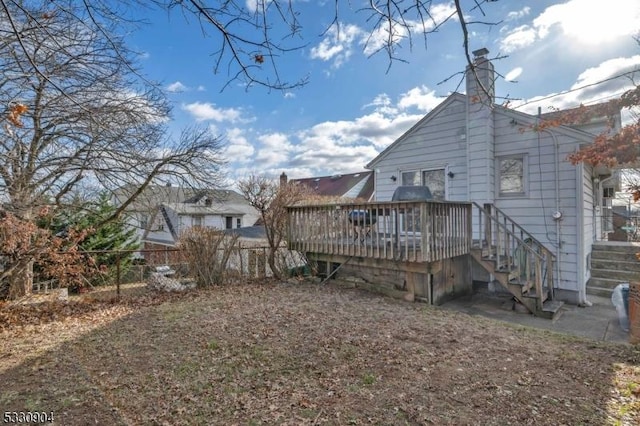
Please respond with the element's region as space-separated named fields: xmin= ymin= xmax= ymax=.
xmin=538 ymin=300 xmax=564 ymax=320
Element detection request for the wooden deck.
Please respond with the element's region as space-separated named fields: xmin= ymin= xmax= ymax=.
xmin=287 ymin=201 xmax=559 ymax=317
xmin=287 ymin=201 xmax=472 ymax=263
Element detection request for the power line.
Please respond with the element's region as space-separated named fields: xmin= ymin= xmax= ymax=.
xmin=513 ymin=68 xmax=640 ymax=110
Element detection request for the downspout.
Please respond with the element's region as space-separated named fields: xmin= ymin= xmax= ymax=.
xmin=542 ymin=129 xmax=562 ymax=300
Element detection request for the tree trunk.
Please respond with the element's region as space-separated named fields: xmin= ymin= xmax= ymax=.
xmin=267 ymin=250 xmax=283 ymax=280
xmin=7 ymin=259 xmax=34 ymax=300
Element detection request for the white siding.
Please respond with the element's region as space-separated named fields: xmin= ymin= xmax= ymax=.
xmin=582 ymin=163 xmax=595 ymax=290
xmin=368 ymin=92 xmax=607 ymax=298
xmin=373 ymin=98 xmax=468 ymax=202
xmin=493 ymin=113 xmax=582 ymax=292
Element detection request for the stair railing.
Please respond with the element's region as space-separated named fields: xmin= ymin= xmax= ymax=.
xmin=472 ymin=203 xmax=556 ymax=310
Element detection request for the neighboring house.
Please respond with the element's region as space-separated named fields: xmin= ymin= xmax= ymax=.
xmin=143 ymin=189 xmax=260 ymax=248
xmin=112 ymin=184 xmax=197 ymax=248
xmin=366 ymin=48 xmax=622 ymax=305
xmin=289 ymin=171 xmax=375 ymax=201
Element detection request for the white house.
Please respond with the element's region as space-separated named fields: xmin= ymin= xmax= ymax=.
xmin=112 ymin=184 xmax=196 ymax=249
xmin=143 ymin=189 xmax=260 ymax=248
xmin=366 ymin=48 xmax=622 ymax=305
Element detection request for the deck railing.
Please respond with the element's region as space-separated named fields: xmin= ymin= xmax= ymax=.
xmin=287 ymin=201 xmax=472 ymax=263
xmin=472 ymin=203 xmax=556 ymax=309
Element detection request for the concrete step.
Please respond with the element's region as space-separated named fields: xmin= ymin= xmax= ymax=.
xmin=589 ymin=268 xmax=638 ymax=281
xmin=591 ymin=242 xmax=640 ymax=254
xmin=587 ymin=276 xmax=629 ymax=291
xmin=590 ymin=250 xmax=639 ymax=262
xmin=586 ymin=285 xmax=614 ymax=298
xmin=590 ymin=258 xmax=640 ymax=271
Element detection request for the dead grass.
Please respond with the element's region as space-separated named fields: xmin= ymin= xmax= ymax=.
xmin=1 ymin=281 xmax=639 ymax=425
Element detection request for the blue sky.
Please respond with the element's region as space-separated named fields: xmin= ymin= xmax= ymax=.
xmin=128 ymin=0 xmax=640 ymax=183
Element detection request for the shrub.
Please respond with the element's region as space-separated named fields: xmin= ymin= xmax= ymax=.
xmin=178 ymin=228 xmax=239 ymax=286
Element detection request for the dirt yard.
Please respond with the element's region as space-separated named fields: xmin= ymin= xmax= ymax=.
xmin=1 ymin=282 xmax=639 ymax=425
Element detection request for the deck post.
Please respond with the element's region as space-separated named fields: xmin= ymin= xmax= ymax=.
xmin=404 ymin=271 xmax=417 ymax=302
xmin=483 ymin=203 xmax=492 ymax=250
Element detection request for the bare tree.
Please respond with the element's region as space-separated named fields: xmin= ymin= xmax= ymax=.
xmin=0 ymin=0 xmax=501 ymax=92
xmin=0 ymin=1 xmax=226 ymax=298
xmin=238 ymin=175 xmax=312 ymax=279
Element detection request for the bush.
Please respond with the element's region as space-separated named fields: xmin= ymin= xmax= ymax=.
xmin=178 ymin=228 xmax=239 ymax=286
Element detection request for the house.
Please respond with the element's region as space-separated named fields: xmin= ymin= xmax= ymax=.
xmin=289 ymin=171 xmax=375 ymax=201
xmin=143 ymin=189 xmax=260 ymax=249
xmin=365 ymin=48 xmax=622 ymax=305
xmin=112 ymin=184 xmax=197 ymax=248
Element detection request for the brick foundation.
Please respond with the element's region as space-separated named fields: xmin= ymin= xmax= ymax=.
xmin=630 ymin=282 xmax=640 ymax=345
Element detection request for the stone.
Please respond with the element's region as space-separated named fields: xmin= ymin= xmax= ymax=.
xmin=147 ymin=273 xmax=195 ymax=292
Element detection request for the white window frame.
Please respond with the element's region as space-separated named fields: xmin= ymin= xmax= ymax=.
xmin=496 ymin=155 xmax=527 ymax=198
xmin=399 ymin=167 xmax=447 ymax=201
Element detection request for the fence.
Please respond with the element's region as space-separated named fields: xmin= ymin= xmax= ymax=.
xmin=22 ymin=245 xmax=305 ymax=299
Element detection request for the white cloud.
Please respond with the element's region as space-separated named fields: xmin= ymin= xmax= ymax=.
xmin=224 ymin=128 xmax=255 ymax=162
xmin=255 ymin=133 xmax=294 ymax=164
xmin=166 ymin=81 xmax=188 ymax=92
xmin=284 ymin=92 xmax=296 ymax=99
xmin=362 ymin=3 xmax=457 ymax=57
xmin=515 ymin=55 xmax=640 ymax=113
xmin=499 ymin=25 xmax=537 ymax=53
xmin=196 ymin=85 xmax=206 ymax=92
xmin=182 ymin=102 xmax=244 ymax=123
xmin=226 ymin=86 xmax=447 ymax=179
xmin=227 ymin=101 xmax=424 ymax=178
xmin=500 ymin=0 xmax=640 ymax=52
xmin=504 ymin=67 xmax=523 ymax=82
xmin=506 ymin=7 xmax=530 ymax=21
xmin=245 ymin=0 xmax=272 ymax=13
xmin=362 ymin=24 xmax=408 ymax=57
xmin=397 ymin=86 xmax=443 ymax=112
xmin=310 ymin=24 xmax=364 ymax=69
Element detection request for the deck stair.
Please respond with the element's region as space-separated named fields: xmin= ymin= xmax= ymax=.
xmin=470 ymin=203 xmax=563 ymax=319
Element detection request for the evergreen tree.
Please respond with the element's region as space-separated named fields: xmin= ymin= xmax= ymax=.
xmin=49 ymin=193 xmax=140 ymax=287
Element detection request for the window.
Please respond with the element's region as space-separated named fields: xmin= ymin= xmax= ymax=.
xmin=401 ymin=170 xmax=421 ymax=186
xmin=236 ymin=218 xmax=241 ymax=228
xmin=422 ymin=170 xmax=445 ymax=200
xmin=140 ymin=214 xmax=148 ymax=230
xmin=498 ymin=156 xmax=526 ymax=196
xmin=192 ymin=216 xmax=203 ymax=227
xmin=400 ymin=168 xmax=445 ymax=200
xmin=225 ymin=216 xmax=233 ymax=230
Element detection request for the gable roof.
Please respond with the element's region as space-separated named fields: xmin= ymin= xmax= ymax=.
xmin=292 ymin=171 xmax=374 ymax=201
xmin=182 ymin=189 xmax=247 ymax=204
xmin=113 ymin=184 xmax=197 ymax=212
xmin=366 ymin=92 xmax=614 ymax=169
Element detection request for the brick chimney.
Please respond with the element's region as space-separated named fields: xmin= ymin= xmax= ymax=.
xmin=279 ymin=172 xmax=288 ymax=187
